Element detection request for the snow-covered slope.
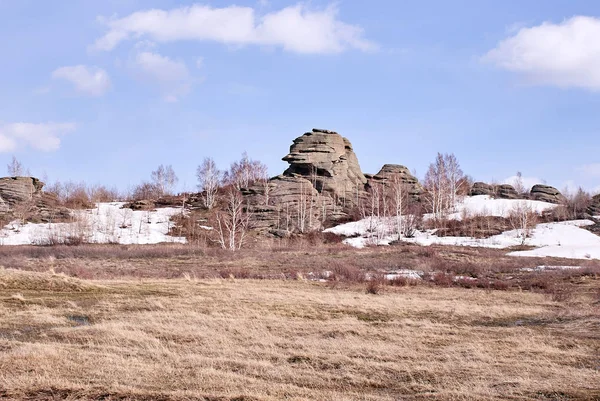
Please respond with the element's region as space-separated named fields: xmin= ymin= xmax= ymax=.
xmin=0 ymin=202 xmax=186 ymax=245
xmin=447 ymin=195 xmax=558 ymax=219
xmin=326 ymin=196 xmax=600 ymax=260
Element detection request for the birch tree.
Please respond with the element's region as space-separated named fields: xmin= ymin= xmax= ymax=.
xmin=151 ymin=164 xmax=178 ymax=196
xmin=196 ymin=158 xmax=222 ymax=209
xmin=225 ymin=152 xmax=268 ymax=190
xmin=7 ymin=156 xmax=24 ymax=176
xmin=214 ymin=188 xmax=250 ymax=251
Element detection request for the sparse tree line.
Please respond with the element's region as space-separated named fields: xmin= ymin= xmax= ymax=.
xmin=4 ymin=151 xmax=599 ymax=250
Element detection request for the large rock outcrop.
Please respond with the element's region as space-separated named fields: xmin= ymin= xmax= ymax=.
xmin=0 ymin=177 xmax=44 ymax=206
xmin=529 ymin=184 xmax=565 ymax=204
xmin=282 ymin=129 xmax=367 ymax=205
xmin=365 ymin=164 xmax=423 ymax=202
xmin=0 ymin=176 xmax=68 ymax=223
xmin=241 ymin=128 xmax=423 ymax=233
xmin=242 ymin=175 xmax=340 ymax=233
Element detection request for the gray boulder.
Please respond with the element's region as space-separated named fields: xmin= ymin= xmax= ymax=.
xmin=470 ymin=182 xmax=495 ymax=196
xmin=494 ymin=184 xmax=520 ymax=199
xmin=366 ymin=164 xmax=423 ymax=202
xmin=529 ymin=184 xmax=566 ymax=204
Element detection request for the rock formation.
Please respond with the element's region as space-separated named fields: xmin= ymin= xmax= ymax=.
xmin=494 ymin=184 xmax=520 ymax=199
xmin=0 ymin=177 xmax=44 ymax=206
xmin=242 ymin=175 xmax=340 ymax=234
xmin=241 ymin=128 xmax=423 ymax=233
xmin=588 ymin=194 xmax=600 ymax=217
xmin=470 ymin=182 xmax=495 ymax=196
xmin=282 ymin=129 xmax=367 ymax=205
xmin=469 ymin=182 xmax=522 ymax=199
xmin=0 ymin=176 xmax=68 ymax=223
xmin=529 ymin=184 xmax=565 ymax=204
xmin=365 ymin=164 xmax=423 ymax=202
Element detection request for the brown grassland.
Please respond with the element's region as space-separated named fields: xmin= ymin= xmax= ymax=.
xmin=0 ymin=244 xmax=598 ymax=400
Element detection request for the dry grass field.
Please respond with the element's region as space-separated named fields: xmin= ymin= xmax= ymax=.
xmin=0 ymin=245 xmax=599 ymax=400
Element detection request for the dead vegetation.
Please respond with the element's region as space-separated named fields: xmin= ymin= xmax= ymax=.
xmin=0 ymin=266 xmax=598 ymax=400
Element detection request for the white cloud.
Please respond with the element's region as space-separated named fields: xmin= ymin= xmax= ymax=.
xmin=502 ymin=175 xmax=543 ymax=191
xmin=195 ymin=57 xmax=204 ymax=69
xmin=0 ymin=134 xmax=17 ymax=152
xmin=93 ymin=3 xmax=376 ymax=54
xmin=133 ymin=51 xmax=193 ymax=101
xmin=578 ymin=163 xmax=600 ymax=177
xmin=0 ymin=122 xmax=76 ymax=152
xmin=52 ymin=65 xmax=111 ymax=96
xmin=484 ymin=16 xmax=600 ymax=90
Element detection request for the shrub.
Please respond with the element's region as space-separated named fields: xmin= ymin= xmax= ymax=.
xmin=365 ymin=275 xmax=384 ymax=294
xmin=330 ymin=261 xmax=365 ymax=282
xmin=431 ymin=272 xmax=454 ymax=287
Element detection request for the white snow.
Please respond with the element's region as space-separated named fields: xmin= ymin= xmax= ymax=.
xmin=521 ymin=265 xmax=582 ymax=272
xmin=0 ymin=202 xmax=186 ymax=245
xmin=384 ymin=269 xmax=424 ymax=280
xmin=326 ymin=196 xmax=600 ymax=261
xmin=446 ymin=195 xmax=558 ymax=220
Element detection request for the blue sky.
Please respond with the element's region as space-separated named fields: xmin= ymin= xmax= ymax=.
xmin=1 ymin=0 xmax=599 ymax=193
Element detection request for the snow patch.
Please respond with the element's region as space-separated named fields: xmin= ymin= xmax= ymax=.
xmin=521 ymin=265 xmax=582 ymax=272
xmin=0 ymin=202 xmax=186 ymax=245
xmin=326 ymin=196 xmax=600 ymax=261
xmin=446 ymin=195 xmax=558 ymax=220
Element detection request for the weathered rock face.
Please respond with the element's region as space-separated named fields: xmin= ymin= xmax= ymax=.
xmin=366 ymin=164 xmax=423 ymax=202
xmin=470 ymin=182 xmax=495 ymax=196
xmin=529 ymin=185 xmax=565 ymax=204
xmin=0 ymin=177 xmax=44 ymax=206
xmin=494 ymin=184 xmax=520 ymax=200
xmin=0 ymin=176 xmax=69 ymax=223
xmin=588 ymin=194 xmax=600 ymax=216
xmin=242 ymin=175 xmax=341 ymax=233
xmin=282 ymin=129 xmax=367 ymax=205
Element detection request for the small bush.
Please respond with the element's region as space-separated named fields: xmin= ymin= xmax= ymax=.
xmin=431 ymin=272 xmax=454 ymax=287
xmin=365 ymin=276 xmax=384 ymax=295
xmin=330 ymin=262 xmax=365 ymax=282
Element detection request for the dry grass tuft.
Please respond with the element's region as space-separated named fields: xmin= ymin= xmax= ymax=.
xmin=0 ymin=268 xmax=100 ymax=292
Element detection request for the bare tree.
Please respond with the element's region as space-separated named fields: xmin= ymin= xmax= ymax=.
xmin=151 ymin=164 xmax=178 ymax=196
xmin=513 ymin=171 xmax=527 ymax=195
xmin=132 ymin=181 xmax=161 ymax=201
xmin=225 ymin=152 xmax=268 ymax=190
xmin=214 ymin=188 xmax=250 ymax=251
xmin=508 ymin=201 xmax=538 ymax=245
xmin=563 ymin=186 xmax=591 ymax=219
xmin=196 ymin=158 xmax=223 ymax=209
xmin=424 ymin=153 xmax=449 ymax=221
xmin=424 ymin=152 xmax=466 ymax=223
xmin=7 ymin=156 xmax=24 ymax=176
xmin=445 ymin=153 xmax=464 ymax=209
xmin=389 ymin=176 xmax=411 ymax=240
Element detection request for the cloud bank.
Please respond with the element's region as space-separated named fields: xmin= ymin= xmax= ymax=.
xmin=484 ymin=16 xmax=600 ymax=90
xmin=94 ymin=3 xmax=376 ymax=54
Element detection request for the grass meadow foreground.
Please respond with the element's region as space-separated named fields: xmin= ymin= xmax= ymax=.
xmin=0 ymin=245 xmax=598 ymax=400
